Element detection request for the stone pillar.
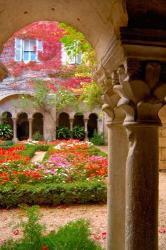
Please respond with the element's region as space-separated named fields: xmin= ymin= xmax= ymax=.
xmin=84 ymin=118 xmax=88 ymax=140
xmin=97 ymin=117 xmax=103 ymax=134
xmin=125 ymin=123 xmax=159 ymax=250
xmin=102 ymin=72 xmax=127 ymax=250
xmin=12 ymin=117 xmax=17 ymax=142
xmin=106 ymin=119 xmax=128 ymax=250
xmin=70 ymin=118 xmax=73 ymax=130
xmin=113 ymin=61 xmax=166 ymax=250
xmin=28 ymin=118 xmax=33 ymax=141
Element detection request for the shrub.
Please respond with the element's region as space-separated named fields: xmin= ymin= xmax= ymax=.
xmin=20 ymin=144 xmax=49 ymax=158
xmin=72 ymin=126 xmax=85 ymax=140
xmin=56 ymin=127 xmax=71 ymax=139
xmin=0 ymin=140 xmax=14 ymax=149
xmin=0 ymin=180 xmax=106 ymax=208
xmin=0 ymin=206 xmax=103 ymax=250
xmin=0 ymin=124 xmax=13 ymax=140
xmin=90 ymin=131 xmax=105 ymax=146
xmin=32 ymin=131 xmax=43 ymax=141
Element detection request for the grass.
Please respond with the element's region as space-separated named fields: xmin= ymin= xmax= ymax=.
xmin=0 ymin=206 xmax=104 ymax=250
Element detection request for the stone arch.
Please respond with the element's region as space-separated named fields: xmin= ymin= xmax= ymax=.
xmin=17 ymin=112 xmax=29 ymax=140
xmin=73 ymin=113 xmax=84 ymax=128
xmin=32 ymin=112 xmax=44 ymax=139
xmin=87 ymin=113 xmax=98 ymax=138
xmin=0 ymin=1 xmax=126 ymax=68
xmin=58 ymin=112 xmax=70 ymax=128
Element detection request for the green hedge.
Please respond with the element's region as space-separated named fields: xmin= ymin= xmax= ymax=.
xmin=0 ymin=180 xmax=107 ymax=208
xmin=88 ymin=145 xmax=107 ymax=157
xmin=0 ymin=140 xmax=14 ymax=149
xmin=20 ymin=144 xmax=49 ymax=158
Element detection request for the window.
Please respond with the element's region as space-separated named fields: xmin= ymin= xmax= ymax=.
xmin=15 ymin=38 xmax=43 ymax=63
xmin=61 ymin=42 xmax=82 ymax=65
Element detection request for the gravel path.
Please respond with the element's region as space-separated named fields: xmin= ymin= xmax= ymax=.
xmin=0 ymin=172 xmax=166 ymax=249
xmin=31 ymin=151 xmax=46 ymax=163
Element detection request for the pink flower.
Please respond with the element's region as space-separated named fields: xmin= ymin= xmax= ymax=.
xmin=159 ymin=227 xmax=166 ymax=233
xmin=13 ymin=229 xmax=19 ymax=235
xmin=101 ymin=231 xmax=107 ymax=239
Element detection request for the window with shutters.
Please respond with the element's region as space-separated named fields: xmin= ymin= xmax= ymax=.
xmin=15 ymin=38 xmax=43 ymax=63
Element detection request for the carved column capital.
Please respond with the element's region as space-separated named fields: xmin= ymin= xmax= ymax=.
xmin=102 ymin=73 xmax=125 ymax=126
xmin=113 ymin=60 xmax=166 ymax=125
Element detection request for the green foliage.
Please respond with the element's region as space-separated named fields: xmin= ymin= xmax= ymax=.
xmin=0 ymin=180 xmax=106 ymax=208
xmin=59 ymin=22 xmax=96 ymax=69
xmin=0 ymin=207 xmax=103 ymax=250
xmin=56 ymin=127 xmax=71 ymax=139
xmin=33 ymin=80 xmax=51 ymax=109
xmin=90 ymin=131 xmax=105 ymax=146
xmin=55 ymin=86 xmax=79 ymax=111
xmin=32 ymin=131 xmax=43 ymax=141
xmin=20 ymin=144 xmax=49 ymax=158
xmin=79 ymin=82 xmax=103 ymax=110
xmin=0 ymin=140 xmax=14 ymax=149
xmin=16 ymin=80 xmax=79 ymax=113
xmin=72 ymin=126 xmax=85 ymax=140
xmin=0 ymin=124 xmax=13 ymax=140
xmin=88 ymin=146 xmax=107 ymax=158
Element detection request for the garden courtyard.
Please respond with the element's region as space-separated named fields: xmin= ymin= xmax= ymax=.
xmin=0 ymin=1 xmax=166 ymax=249
xmin=0 ymin=140 xmax=165 ymax=249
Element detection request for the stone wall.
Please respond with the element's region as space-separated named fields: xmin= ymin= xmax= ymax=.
xmin=159 ymin=106 xmax=166 ymax=170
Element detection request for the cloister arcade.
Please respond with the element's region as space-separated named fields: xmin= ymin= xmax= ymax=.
xmin=0 ymin=106 xmax=102 ymax=141
xmin=0 ymin=1 xmax=166 ymax=250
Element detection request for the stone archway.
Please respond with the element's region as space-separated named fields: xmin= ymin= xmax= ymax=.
xmin=73 ymin=113 xmax=84 ymax=128
xmin=1 ymin=111 xmax=13 ymax=128
xmin=58 ymin=112 xmax=70 ymax=128
xmin=0 ymin=2 xmax=166 ymax=250
xmin=87 ymin=113 xmax=98 ymax=138
xmin=17 ymin=113 xmax=29 ymax=140
xmin=32 ymin=112 xmax=44 ymax=140
xmin=1 ymin=111 xmax=13 ymax=140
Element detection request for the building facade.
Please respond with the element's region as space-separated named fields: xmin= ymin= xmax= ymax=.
xmin=0 ymin=21 xmax=105 ymax=141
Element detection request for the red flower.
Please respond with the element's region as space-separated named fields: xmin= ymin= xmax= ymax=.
xmin=41 ymin=246 xmax=49 ymax=250
xmin=13 ymin=229 xmax=19 ymax=235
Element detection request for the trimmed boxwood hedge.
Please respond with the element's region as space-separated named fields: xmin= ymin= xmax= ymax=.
xmin=20 ymin=144 xmax=49 ymax=158
xmin=0 ymin=180 xmax=107 ymax=208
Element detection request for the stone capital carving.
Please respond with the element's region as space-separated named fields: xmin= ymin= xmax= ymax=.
xmin=113 ymin=61 xmax=166 ymax=125
xmin=101 ymin=72 xmax=125 ymax=126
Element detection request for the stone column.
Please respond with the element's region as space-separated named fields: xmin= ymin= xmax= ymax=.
xmin=84 ymin=118 xmax=88 ymax=140
xmin=28 ymin=118 xmax=33 ymax=141
xmin=12 ymin=117 xmax=17 ymax=142
xmin=113 ymin=62 xmax=166 ymax=250
xmin=106 ymin=118 xmax=128 ymax=250
xmin=125 ymin=123 xmax=159 ymax=250
xmin=102 ymin=72 xmax=128 ymax=250
xmin=70 ymin=118 xmax=73 ymax=130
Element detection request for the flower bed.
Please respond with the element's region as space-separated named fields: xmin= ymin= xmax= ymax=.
xmin=0 ymin=140 xmax=107 ymax=207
